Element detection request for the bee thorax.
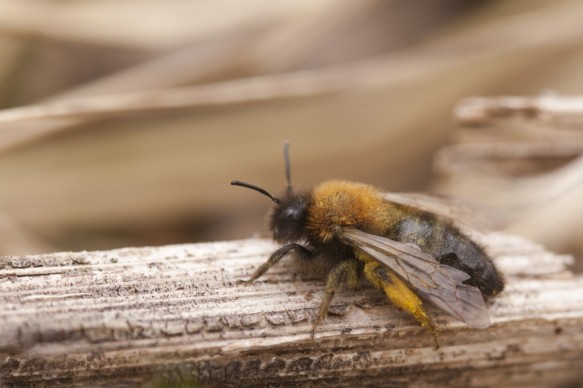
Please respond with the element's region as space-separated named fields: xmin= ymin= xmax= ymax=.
xmin=306 ymin=180 xmax=392 ymax=242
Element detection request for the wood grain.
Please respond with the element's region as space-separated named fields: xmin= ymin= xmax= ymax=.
xmin=1 ymin=232 xmax=582 ymax=386
xmin=455 ymin=95 xmax=583 ymax=128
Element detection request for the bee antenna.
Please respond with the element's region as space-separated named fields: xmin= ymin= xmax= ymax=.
xmin=231 ymin=180 xmax=281 ymax=204
xmin=284 ymin=141 xmax=292 ymax=196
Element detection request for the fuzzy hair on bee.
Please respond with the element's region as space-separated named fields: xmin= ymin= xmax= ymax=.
xmin=231 ymin=143 xmax=504 ymax=348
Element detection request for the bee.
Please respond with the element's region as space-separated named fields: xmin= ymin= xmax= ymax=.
xmin=231 ymin=144 xmax=504 ymax=347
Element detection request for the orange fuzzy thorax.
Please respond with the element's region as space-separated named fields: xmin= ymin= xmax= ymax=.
xmin=307 ymin=180 xmax=392 ymax=242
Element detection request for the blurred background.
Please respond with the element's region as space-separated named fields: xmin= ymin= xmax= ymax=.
xmin=0 ymin=0 xmax=582 ymax=271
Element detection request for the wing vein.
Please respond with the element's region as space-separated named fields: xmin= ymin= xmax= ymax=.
xmin=343 ymin=228 xmax=490 ymax=329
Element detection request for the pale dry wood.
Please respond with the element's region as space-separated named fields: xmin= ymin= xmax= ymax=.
xmin=437 ymin=93 xmax=583 ymax=266
xmin=455 ymin=94 xmax=583 ymax=128
xmin=1 ymin=233 xmax=582 ymax=387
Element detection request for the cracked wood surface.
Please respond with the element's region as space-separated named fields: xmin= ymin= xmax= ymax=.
xmin=1 ymin=233 xmax=583 ymax=387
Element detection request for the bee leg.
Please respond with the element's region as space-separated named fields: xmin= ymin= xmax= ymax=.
xmin=242 ymin=243 xmax=312 ymax=283
xmin=362 ymin=260 xmax=440 ymax=349
xmin=311 ymin=260 xmax=359 ymax=338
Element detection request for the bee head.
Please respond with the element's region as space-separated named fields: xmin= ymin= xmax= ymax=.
xmin=268 ymin=191 xmax=308 ymax=243
xmin=231 ymin=142 xmax=309 ymax=243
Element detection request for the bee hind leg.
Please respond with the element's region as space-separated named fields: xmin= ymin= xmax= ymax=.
xmin=362 ymin=259 xmax=440 ymax=349
xmin=312 ymin=259 xmax=359 ymax=338
xmin=243 ymin=243 xmax=312 ymax=283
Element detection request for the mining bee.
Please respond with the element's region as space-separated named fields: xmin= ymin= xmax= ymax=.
xmin=231 ymin=144 xmax=504 ymax=347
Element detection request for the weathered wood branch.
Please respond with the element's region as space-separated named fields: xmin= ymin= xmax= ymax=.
xmin=1 ymin=233 xmax=582 ymax=387
xmin=455 ymin=95 xmax=583 ymax=128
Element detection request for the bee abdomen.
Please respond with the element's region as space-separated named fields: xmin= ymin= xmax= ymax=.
xmin=387 ymin=211 xmax=504 ymax=297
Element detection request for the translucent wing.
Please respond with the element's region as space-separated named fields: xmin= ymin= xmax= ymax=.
xmin=383 ymin=192 xmax=507 ymax=232
xmin=343 ymin=228 xmax=491 ymax=328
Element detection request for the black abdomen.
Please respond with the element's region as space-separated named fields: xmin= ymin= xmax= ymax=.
xmin=386 ymin=208 xmax=504 ymax=297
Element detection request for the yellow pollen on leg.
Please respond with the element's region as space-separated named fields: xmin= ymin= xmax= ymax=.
xmin=361 ymin=255 xmax=439 ymax=348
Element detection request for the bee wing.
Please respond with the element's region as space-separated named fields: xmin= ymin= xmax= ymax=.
xmin=383 ymin=192 xmax=507 ymax=232
xmin=342 ymin=228 xmax=491 ymax=329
